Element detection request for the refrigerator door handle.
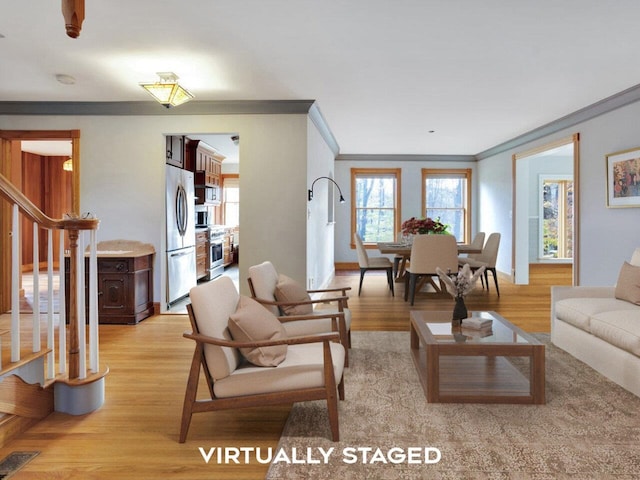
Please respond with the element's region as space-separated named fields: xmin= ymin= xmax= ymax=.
xmin=176 ymin=184 xmax=188 ymax=237
xmin=170 ymin=250 xmax=192 ymax=258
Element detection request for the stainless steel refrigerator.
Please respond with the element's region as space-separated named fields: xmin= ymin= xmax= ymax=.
xmin=166 ymin=164 xmax=196 ymax=305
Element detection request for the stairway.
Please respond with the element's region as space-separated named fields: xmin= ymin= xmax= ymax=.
xmin=0 ymin=341 xmax=54 ymax=447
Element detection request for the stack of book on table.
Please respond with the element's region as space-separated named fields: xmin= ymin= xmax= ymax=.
xmin=460 ymin=317 xmax=493 ymax=338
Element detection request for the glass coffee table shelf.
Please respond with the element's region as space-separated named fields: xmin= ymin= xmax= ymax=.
xmin=409 ymin=310 xmax=545 ymax=404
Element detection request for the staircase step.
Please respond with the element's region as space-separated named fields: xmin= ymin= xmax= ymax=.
xmin=0 ymin=349 xmax=50 ymax=378
xmin=0 ymin=375 xmax=54 ymax=419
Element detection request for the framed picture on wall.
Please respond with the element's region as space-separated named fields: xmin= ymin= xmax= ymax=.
xmin=606 ymin=147 xmax=640 ymax=207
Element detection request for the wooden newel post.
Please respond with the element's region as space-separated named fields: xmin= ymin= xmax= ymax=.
xmin=67 ymin=228 xmax=80 ymax=380
xmin=61 ymin=0 xmax=85 ymax=38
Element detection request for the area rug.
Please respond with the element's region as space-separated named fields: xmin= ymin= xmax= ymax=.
xmin=266 ymin=331 xmax=640 ymax=479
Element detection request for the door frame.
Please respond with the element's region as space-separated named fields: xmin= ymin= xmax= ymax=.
xmin=512 ymin=133 xmax=580 ymax=286
xmin=0 ymin=129 xmax=80 ymax=312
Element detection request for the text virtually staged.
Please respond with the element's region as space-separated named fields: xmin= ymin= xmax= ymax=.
xmin=198 ymin=446 xmax=442 ymax=465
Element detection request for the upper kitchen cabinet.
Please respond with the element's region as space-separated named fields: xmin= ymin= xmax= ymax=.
xmin=166 ymin=135 xmax=185 ymax=168
xmin=185 ymin=139 xmax=225 ymax=205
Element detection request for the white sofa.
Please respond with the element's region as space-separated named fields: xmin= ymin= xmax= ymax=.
xmin=551 ymin=248 xmax=640 ymax=397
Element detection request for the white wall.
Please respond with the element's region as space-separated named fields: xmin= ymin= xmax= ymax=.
xmin=478 ymin=100 xmax=640 ymax=286
xmin=0 ymin=113 xmax=309 ymax=304
xmin=334 ymin=159 xmax=477 ymax=264
xmin=306 ymin=119 xmax=338 ymax=290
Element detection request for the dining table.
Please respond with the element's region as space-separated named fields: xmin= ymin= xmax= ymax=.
xmin=377 ymin=241 xmax=482 ymax=283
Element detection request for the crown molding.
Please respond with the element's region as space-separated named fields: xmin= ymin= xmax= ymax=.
xmin=336 ymin=154 xmax=475 ymax=162
xmin=476 ymin=82 xmax=640 ymax=160
xmin=0 ymin=99 xmax=316 ymax=116
xmin=308 ymin=102 xmax=340 ymax=156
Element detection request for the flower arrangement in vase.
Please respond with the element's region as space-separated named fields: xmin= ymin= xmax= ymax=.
xmin=401 ymin=216 xmax=450 ymax=236
xmin=435 ymin=264 xmax=485 ymax=324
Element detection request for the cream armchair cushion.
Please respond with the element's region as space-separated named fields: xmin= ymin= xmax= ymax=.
xmin=214 ymin=341 xmax=345 ymax=398
xmin=189 ymin=271 xmax=241 ymax=380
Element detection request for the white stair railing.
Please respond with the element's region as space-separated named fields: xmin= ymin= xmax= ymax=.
xmin=1 ymin=172 xmax=100 ymax=385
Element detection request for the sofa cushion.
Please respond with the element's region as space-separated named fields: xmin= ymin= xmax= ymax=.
xmin=274 ymin=274 xmax=314 ymax=315
xmin=615 ymin=262 xmax=640 ymax=305
xmin=590 ymin=310 xmax=640 ymax=357
xmin=554 ymin=298 xmax=638 ymax=332
xmin=228 ymin=295 xmax=287 ymax=367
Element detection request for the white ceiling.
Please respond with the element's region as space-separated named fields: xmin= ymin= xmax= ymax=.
xmin=21 ymin=140 xmax=72 ymax=157
xmin=3 ymin=1 xmax=640 ymax=156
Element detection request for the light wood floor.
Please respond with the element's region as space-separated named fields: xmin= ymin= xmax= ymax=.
xmin=0 ymin=264 xmax=571 ymax=479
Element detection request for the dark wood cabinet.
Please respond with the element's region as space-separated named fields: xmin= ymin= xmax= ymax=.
xmin=185 ymin=138 xmax=224 ymax=205
xmin=166 ymin=135 xmax=185 ymax=168
xmin=65 ymin=253 xmax=154 ymax=325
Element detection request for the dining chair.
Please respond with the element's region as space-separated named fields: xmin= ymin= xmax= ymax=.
xmin=459 ymin=232 xmax=501 ymax=296
xmin=457 ymin=232 xmax=485 ymax=263
xmin=404 ymin=234 xmax=459 ymax=305
xmin=393 ymin=231 xmax=406 ymax=279
xmin=247 ymin=261 xmax=351 ymax=364
xmin=179 ymin=276 xmax=345 ymax=442
xmin=354 ymin=232 xmax=395 ymax=296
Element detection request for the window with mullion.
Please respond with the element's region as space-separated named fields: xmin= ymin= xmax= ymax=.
xmin=423 ymin=169 xmax=471 ymax=243
xmin=351 ymin=169 xmax=401 ymax=245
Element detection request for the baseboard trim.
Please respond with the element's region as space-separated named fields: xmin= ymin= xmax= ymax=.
xmin=0 ymin=415 xmax=39 ymax=449
xmin=336 ymin=262 xmax=358 ymax=270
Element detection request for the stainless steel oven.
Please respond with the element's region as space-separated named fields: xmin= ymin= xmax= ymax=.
xmin=206 ymin=227 xmax=225 ymax=280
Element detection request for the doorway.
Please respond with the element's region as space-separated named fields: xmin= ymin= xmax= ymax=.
xmin=164 ymin=132 xmax=240 ymax=314
xmin=0 ymin=130 xmax=79 ymax=313
xmin=512 ymin=134 xmax=579 ymax=286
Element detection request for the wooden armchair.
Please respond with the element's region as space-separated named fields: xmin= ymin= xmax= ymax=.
xmin=248 ymin=261 xmax=352 ymax=364
xmin=179 ymin=276 xmax=345 ymax=443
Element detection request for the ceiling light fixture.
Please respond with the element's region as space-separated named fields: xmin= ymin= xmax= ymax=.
xmin=308 ymin=176 xmax=345 ymax=203
xmin=139 ymin=72 xmax=194 ymax=108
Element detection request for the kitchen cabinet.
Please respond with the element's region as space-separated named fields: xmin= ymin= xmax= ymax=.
xmin=185 ymin=139 xmax=225 ymax=205
xmin=195 ymin=229 xmax=208 ymax=280
xmin=166 ymin=135 xmax=185 ymax=168
xmin=65 ymin=242 xmax=155 ymax=325
xmin=223 ymin=231 xmax=235 ymax=266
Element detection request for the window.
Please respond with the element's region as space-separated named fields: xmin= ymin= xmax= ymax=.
xmin=222 ymin=175 xmax=239 ymax=227
xmin=540 ymin=176 xmax=573 ymax=260
xmin=422 ymin=169 xmax=471 ymax=243
xmin=351 ymin=168 xmax=401 ymax=246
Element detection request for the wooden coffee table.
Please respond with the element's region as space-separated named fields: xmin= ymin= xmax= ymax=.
xmin=410 ymin=310 xmax=545 ymax=404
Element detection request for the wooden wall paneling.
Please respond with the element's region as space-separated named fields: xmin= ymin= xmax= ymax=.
xmin=44 ymin=155 xmax=73 ymax=264
xmin=21 ymin=152 xmax=43 ymax=269
xmin=0 ymin=130 xmax=79 ymax=313
xmin=19 ymin=153 xmax=72 ymax=269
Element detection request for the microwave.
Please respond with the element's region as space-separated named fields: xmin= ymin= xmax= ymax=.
xmin=195 ymin=186 xmax=220 ymax=205
xmin=195 ymin=210 xmax=210 ymax=226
